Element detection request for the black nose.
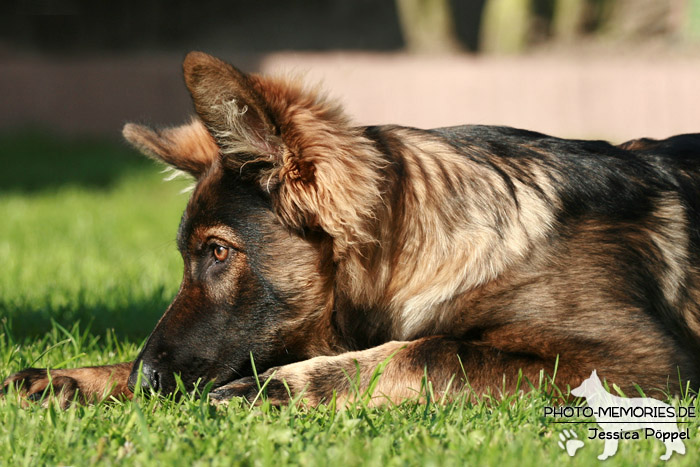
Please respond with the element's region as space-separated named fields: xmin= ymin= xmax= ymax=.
xmin=127 ymin=361 xmax=160 ymax=392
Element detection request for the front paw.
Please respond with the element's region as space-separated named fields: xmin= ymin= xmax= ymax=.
xmin=3 ymin=368 xmax=79 ymax=409
xmin=209 ymin=373 xmax=290 ymax=406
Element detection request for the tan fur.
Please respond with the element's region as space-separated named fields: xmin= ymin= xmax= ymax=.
xmin=648 ymin=197 xmax=689 ymax=306
xmin=248 ymin=74 xmax=389 ymax=258
xmin=3 ymin=363 xmax=133 ymax=409
xmin=307 ymin=129 xmax=559 ymax=338
xmin=383 ymin=132 xmax=556 ymax=338
xmin=274 ymin=341 xmax=419 ymax=406
xmin=123 ymin=118 xmax=219 ymax=177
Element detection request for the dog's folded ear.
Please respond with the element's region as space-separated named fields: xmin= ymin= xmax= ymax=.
xmin=182 ymin=51 xmax=387 ymax=252
xmin=122 ymin=118 xmax=218 ymax=178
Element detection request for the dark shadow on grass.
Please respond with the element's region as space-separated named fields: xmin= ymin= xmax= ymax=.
xmin=0 ymin=131 xmax=177 ymax=343
xmin=0 ymin=130 xmax=154 ymax=193
xmin=1 ymin=292 xmax=170 ymax=343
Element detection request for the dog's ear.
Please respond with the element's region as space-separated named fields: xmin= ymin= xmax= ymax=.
xmin=122 ymin=118 xmax=218 ymax=177
xmin=182 ymin=51 xmax=281 ymax=157
xmin=183 ymin=51 xmax=386 ymax=253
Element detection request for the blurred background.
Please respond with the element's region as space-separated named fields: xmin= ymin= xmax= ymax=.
xmin=2 ymin=0 xmax=700 ymax=141
xmin=1 ymin=0 xmax=700 ymax=341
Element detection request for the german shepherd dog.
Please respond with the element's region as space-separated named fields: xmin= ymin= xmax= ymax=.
xmin=4 ymin=52 xmax=700 ymax=408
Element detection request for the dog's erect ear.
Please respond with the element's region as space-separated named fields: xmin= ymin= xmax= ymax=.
xmin=182 ymin=51 xmax=387 ymax=253
xmin=122 ymin=118 xmax=218 ymax=178
xmin=182 ymin=51 xmax=280 ymax=157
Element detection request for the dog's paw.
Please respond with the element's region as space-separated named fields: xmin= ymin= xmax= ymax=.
xmin=209 ymin=376 xmax=259 ymax=404
xmin=2 ymin=368 xmax=79 ymax=409
xmin=209 ymin=373 xmax=290 ymax=406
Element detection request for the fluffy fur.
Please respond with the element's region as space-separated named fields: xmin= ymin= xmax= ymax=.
xmin=4 ymin=52 xmax=700 ymax=409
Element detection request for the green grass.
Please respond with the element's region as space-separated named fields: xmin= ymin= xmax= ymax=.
xmin=1 ymin=132 xmax=699 ymax=465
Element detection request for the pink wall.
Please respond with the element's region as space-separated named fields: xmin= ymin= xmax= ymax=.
xmin=2 ymin=52 xmax=699 ymax=142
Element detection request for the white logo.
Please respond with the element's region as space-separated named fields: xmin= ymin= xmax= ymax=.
xmin=558 ymin=429 xmax=584 ymax=456
xmin=569 ymin=370 xmax=687 ymax=461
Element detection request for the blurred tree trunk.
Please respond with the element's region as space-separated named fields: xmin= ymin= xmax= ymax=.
xmin=480 ymin=0 xmax=533 ymax=53
xmin=395 ymin=0 xmax=462 ymax=53
xmin=605 ymin=0 xmax=679 ymax=38
xmin=552 ymin=0 xmax=587 ymax=40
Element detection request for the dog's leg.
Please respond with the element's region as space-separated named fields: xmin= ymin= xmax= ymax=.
xmin=598 ymin=436 xmax=619 ymax=460
xmin=209 ymin=336 xmax=575 ymax=406
xmin=660 ymin=425 xmax=686 ymax=460
xmin=2 ymin=362 xmax=134 ymax=408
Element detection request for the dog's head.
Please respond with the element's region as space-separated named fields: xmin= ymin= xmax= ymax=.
xmin=123 ymin=52 xmax=385 ymax=394
xmin=571 ymin=370 xmax=603 ymax=398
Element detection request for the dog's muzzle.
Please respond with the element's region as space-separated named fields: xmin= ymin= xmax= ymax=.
xmin=127 ymin=361 xmax=161 ymax=393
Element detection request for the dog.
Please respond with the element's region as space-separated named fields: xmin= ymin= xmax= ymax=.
xmin=4 ymin=51 xmax=700 ymax=408
xmin=572 ymin=370 xmax=687 ymax=460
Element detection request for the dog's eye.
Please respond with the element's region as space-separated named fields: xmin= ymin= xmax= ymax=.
xmin=212 ymin=244 xmax=229 ymax=263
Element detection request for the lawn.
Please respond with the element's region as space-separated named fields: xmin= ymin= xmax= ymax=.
xmin=0 ymin=132 xmax=698 ymax=466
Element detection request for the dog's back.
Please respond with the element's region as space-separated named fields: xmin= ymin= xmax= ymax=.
xmin=390 ymin=124 xmax=700 ymax=389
